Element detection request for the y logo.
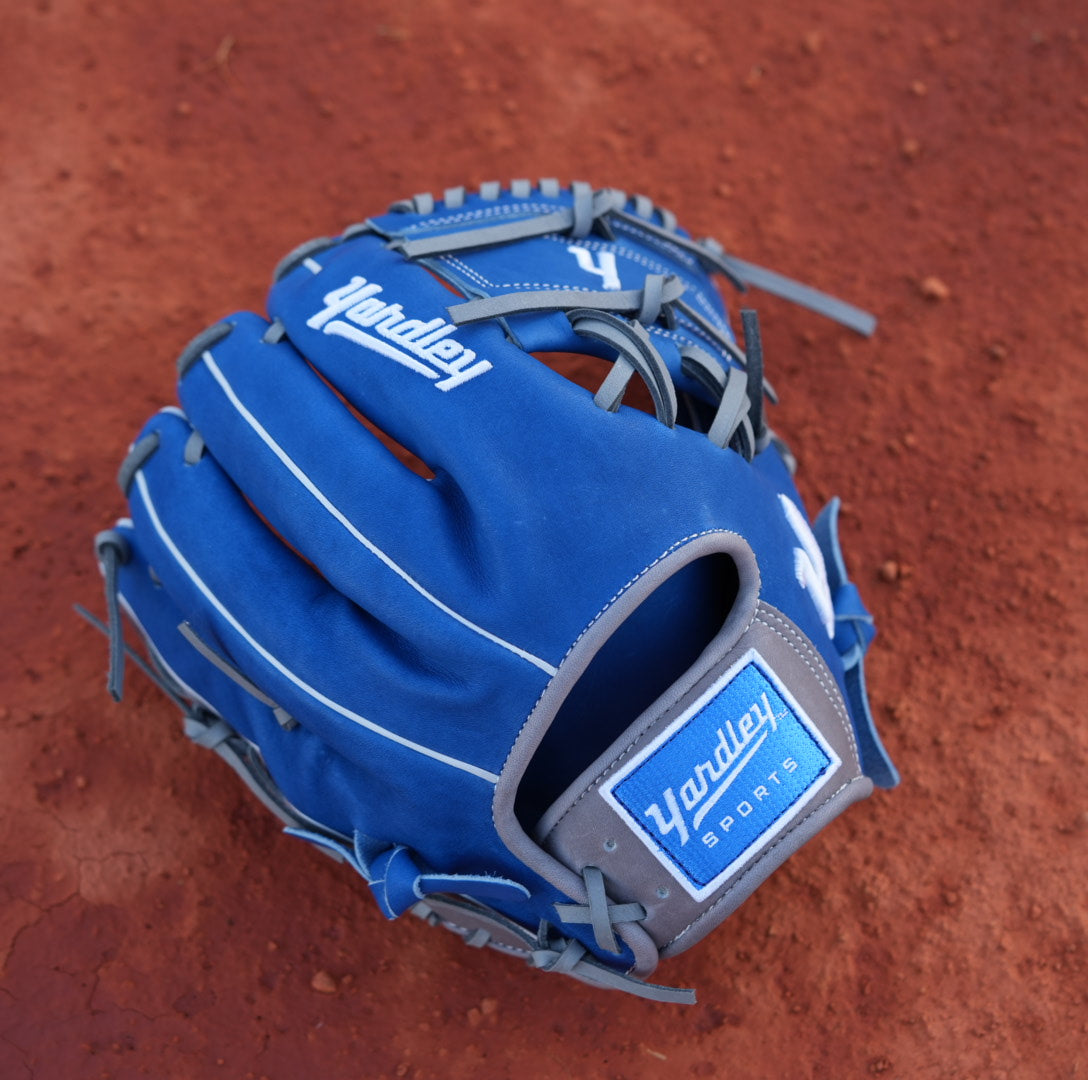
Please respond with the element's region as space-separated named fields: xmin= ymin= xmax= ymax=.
xmin=778 ymin=495 xmax=835 ymax=639
xmin=567 ymin=245 xmax=621 ymax=290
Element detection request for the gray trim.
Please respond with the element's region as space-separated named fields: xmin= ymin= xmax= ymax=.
xmin=613 ymin=207 xmax=745 ymax=289
xmin=340 ymin=221 xmax=375 ymax=242
xmin=637 ymin=273 xmax=665 ymax=325
xmin=674 ymin=298 xmax=747 ymax=367
xmin=177 ymin=321 xmax=234 ymax=377
xmin=448 ymin=276 xmax=686 ymax=326
xmin=178 ymin=621 xmax=298 ymax=730
xmin=396 ymin=208 xmax=575 ymax=259
xmin=183 ymin=429 xmax=206 ymax=465
xmin=570 ymin=180 xmax=594 ymax=237
xmin=92 ymin=531 xmax=130 ymax=701
xmin=570 ymin=311 xmax=678 ymax=428
xmin=739 ymin=309 xmax=767 ymax=445
xmin=552 ymin=865 xmax=646 ymax=954
xmin=593 ymin=356 xmax=635 ymax=413
xmin=707 ymin=366 xmax=754 ymax=453
xmin=261 ymin=318 xmax=287 ymax=345
xmin=415 ymin=896 xmax=696 ymax=1003
xmin=272 ymin=236 xmax=336 ymax=283
xmin=413 ymin=894 xmax=538 ymax=958
xmin=116 ymin=431 xmax=160 ymax=495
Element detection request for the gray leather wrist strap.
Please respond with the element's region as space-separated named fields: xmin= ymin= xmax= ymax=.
xmin=537 ymin=601 xmax=873 ymax=960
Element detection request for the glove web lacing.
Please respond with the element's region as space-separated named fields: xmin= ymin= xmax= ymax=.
xmin=368 ymin=182 xmax=792 ymax=458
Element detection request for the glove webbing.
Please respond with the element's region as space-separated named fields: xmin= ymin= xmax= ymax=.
xmin=276 ymin=181 xmax=874 ymax=455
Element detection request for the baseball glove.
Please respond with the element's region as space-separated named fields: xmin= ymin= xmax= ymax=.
xmin=89 ymin=179 xmax=897 ymax=1004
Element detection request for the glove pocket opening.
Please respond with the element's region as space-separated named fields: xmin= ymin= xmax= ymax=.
xmin=513 ymin=547 xmax=747 ymax=835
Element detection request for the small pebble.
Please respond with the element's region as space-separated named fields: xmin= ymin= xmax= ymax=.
xmin=920 ymin=276 xmax=950 ymax=301
xmin=310 ymin=970 xmax=337 ymax=994
xmin=741 ymin=66 xmax=763 ymax=91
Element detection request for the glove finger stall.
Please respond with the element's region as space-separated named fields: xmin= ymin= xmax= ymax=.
xmin=123 ymin=410 xmax=542 ymax=781
xmin=176 ymin=311 xmax=527 ymax=654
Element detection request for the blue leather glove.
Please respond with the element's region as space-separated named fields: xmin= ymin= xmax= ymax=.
xmin=92 ymin=180 xmax=896 ymax=1004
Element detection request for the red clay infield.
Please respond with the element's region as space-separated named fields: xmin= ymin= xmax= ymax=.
xmin=2 ymin=2 xmax=1086 ymax=1078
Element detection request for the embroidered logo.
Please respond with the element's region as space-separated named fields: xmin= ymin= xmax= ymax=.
xmin=307 ymin=276 xmax=492 ymax=391
xmin=779 ymin=494 xmax=834 ymax=639
xmin=567 ymin=244 xmax=621 ymax=290
xmin=602 ymin=649 xmax=840 ymax=901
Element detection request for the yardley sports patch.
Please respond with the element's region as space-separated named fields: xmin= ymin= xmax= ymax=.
xmin=602 ymin=649 xmax=840 ymax=902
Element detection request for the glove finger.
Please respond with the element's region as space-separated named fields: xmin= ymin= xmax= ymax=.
xmin=111 ymin=522 xmax=418 ymax=836
xmin=178 ymin=312 xmax=446 ymax=594
xmin=269 ymin=230 xmax=716 ymax=490
xmin=268 ymin=232 xmax=539 ymax=480
xmin=177 ymin=313 xmax=558 ymax=675
xmin=122 ymin=409 xmax=542 ymax=782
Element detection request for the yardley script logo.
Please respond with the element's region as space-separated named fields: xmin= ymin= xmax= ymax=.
xmin=307 ymin=276 xmax=493 ymax=391
xmin=604 ymin=651 xmax=839 ymax=901
xmin=644 ymin=690 xmax=782 ymax=846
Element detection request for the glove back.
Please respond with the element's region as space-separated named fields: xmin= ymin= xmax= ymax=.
xmin=94 ymin=180 xmax=896 ymax=1003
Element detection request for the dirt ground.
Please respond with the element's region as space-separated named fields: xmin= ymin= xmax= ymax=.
xmin=2 ymin=1 xmax=1086 ymax=1077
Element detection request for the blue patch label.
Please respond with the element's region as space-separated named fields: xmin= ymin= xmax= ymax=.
xmin=601 ymin=649 xmax=840 ymax=901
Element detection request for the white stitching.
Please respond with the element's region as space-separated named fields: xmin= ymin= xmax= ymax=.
xmin=440 ymin=237 xmax=734 ymax=344
xmin=398 ymin=202 xmax=557 ymax=232
xmin=442 ymin=255 xmax=599 ymax=295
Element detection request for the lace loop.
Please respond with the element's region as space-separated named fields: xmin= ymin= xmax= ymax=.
xmin=93 ymin=530 xmax=130 ymax=701
xmin=569 ymin=311 xmax=678 ymax=428
xmin=530 ymin=918 xmax=696 ymax=1004
xmin=739 ymin=309 xmax=769 ymax=451
xmin=553 ymin=866 xmax=647 ymax=955
xmin=637 ymin=273 xmax=666 ymax=325
xmin=680 ymin=346 xmax=759 ymax=459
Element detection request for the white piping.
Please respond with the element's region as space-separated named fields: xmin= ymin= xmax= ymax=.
xmin=200 ymin=349 xmax=557 ymax=677
xmin=132 ymin=471 xmax=501 ymax=784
